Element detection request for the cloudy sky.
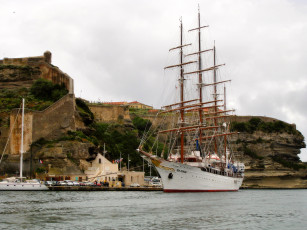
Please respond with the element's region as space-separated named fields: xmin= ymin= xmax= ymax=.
xmin=1 ymin=0 xmax=306 ymax=160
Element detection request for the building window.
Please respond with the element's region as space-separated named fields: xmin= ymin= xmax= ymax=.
xmin=99 ymin=159 xmax=101 ymax=164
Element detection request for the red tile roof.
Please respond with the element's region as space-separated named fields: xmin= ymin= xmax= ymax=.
xmin=128 ymin=101 xmax=140 ymax=104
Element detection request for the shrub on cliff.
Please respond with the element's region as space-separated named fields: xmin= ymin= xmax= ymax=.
xmin=238 ymin=143 xmax=263 ymax=159
xmin=132 ymin=116 xmax=152 ymax=137
xmin=30 ymin=78 xmax=68 ymax=102
xmin=231 ymin=118 xmax=298 ymax=134
xmin=271 ymin=155 xmax=306 ymax=170
xmin=231 ymin=121 xmax=250 ymax=133
xmin=76 ymin=98 xmax=94 ymax=125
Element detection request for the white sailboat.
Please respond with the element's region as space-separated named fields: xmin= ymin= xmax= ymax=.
xmin=138 ymin=9 xmax=245 ymax=192
xmin=0 ymin=99 xmax=49 ymax=191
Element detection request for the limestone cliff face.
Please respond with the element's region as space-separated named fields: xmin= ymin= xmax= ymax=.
xmin=229 ymin=117 xmax=307 ymax=188
xmin=35 ymin=140 xmax=95 ymax=176
xmin=0 ymin=140 xmax=95 ymax=177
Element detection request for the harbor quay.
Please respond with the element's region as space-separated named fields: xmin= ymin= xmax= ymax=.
xmin=48 ymin=186 xmax=162 ymax=191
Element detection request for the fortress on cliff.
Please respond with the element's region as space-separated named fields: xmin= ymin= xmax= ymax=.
xmin=0 ymin=51 xmax=149 ymax=182
xmin=0 ymin=52 xmax=149 ymax=155
xmin=0 ymin=51 xmax=73 ymax=93
xmin=0 ymin=52 xmax=77 ymax=156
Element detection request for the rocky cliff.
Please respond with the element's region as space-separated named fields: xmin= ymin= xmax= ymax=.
xmin=230 ymin=116 xmax=307 ymax=188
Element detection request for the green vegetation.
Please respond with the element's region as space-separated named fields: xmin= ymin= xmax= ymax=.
xmin=67 ymin=153 xmax=79 ymax=165
xmin=131 ymin=116 xmax=167 ymax=159
xmin=30 ymin=78 xmax=68 ymax=102
xmin=129 ymin=108 xmax=152 ymax=116
xmin=258 ymin=161 xmax=265 ymax=169
xmin=76 ymin=98 xmax=94 ymax=125
xmin=0 ymin=64 xmax=33 ymax=71
xmin=132 ymin=116 xmax=152 ymax=137
xmin=89 ymin=122 xmax=147 ymax=172
xmin=0 ymin=79 xmax=68 ymax=111
xmin=35 ymin=167 xmax=46 ymax=174
xmin=238 ymin=144 xmax=264 ymax=160
xmin=0 ymin=65 xmax=38 ymax=80
xmin=271 ymin=155 xmax=306 ymax=171
xmin=231 ymin=117 xmax=298 ymax=134
xmin=142 ymin=136 xmax=168 ymax=160
xmin=0 ymin=78 xmax=69 ymax=127
xmin=33 ymin=119 xmax=157 ymax=173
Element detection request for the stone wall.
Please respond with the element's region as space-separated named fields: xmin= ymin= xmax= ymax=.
xmin=9 ymin=94 xmax=76 ymax=154
xmin=32 ymin=93 xmax=76 ymax=141
xmin=89 ymin=105 xmax=131 ymax=123
xmin=9 ymin=110 xmax=33 ymax=155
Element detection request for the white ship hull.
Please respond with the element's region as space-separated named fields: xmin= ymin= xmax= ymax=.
xmin=155 ymin=161 xmax=243 ymax=192
xmin=0 ymin=182 xmax=49 ymax=191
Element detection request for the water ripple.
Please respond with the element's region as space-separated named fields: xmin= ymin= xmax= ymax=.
xmin=0 ymin=190 xmax=307 ymax=229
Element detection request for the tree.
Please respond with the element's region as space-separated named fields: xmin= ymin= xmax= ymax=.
xmin=30 ymin=78 xmax=68 ymax=101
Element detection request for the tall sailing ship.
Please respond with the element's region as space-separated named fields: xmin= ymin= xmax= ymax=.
xmin=138 ymin=10 xmax=245 ymax=192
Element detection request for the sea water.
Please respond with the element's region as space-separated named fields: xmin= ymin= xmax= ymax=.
xmin=0 ymin=190 xmax=306 ymax=230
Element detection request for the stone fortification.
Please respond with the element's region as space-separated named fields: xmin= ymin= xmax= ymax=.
xmin=0 ymin=51 xmax=74 ymax=93
xmin=89 ymin=104 xmax=131 ymax=123
xmin=9 ymin=94 xmax=76 ymax=155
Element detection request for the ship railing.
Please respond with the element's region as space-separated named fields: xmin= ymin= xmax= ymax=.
xmin=201 ymin=166 xmax=244 ymax=178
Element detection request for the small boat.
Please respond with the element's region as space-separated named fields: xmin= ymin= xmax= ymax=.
xmin=0 ymin=177 xmax=48 ymax=191
xmin=0 ymin=99 xmax=49 ymax=191
xmin=138 ymin=9 xmax=245 ymax=192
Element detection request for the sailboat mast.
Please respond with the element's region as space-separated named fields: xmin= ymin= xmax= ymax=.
xmin=20 ymin=98 xmax=24 ymax=179
xmin=180 ymin=19 xmax=185 ymax=163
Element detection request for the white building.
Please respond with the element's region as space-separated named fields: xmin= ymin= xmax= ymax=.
xmin=85 ymin=153 xmax=119 ymax=182
xmin=85 ymin=153 xmax=145 ymax=186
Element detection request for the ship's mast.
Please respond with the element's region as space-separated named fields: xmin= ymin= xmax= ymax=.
xmin=164 ymin=18 xmax=195 ymax=163
xmin=179 ymin=18 xmax=185 ymax=163
xmin=224 ymin=86 xmax=227 ymax=164
xmin=187 ymin=6 xmax=209 ymax=155
xmin=197 ymin=8 xmax=203 ymax=147
xmin=213 ymin=42 xmax=218 ymax=154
